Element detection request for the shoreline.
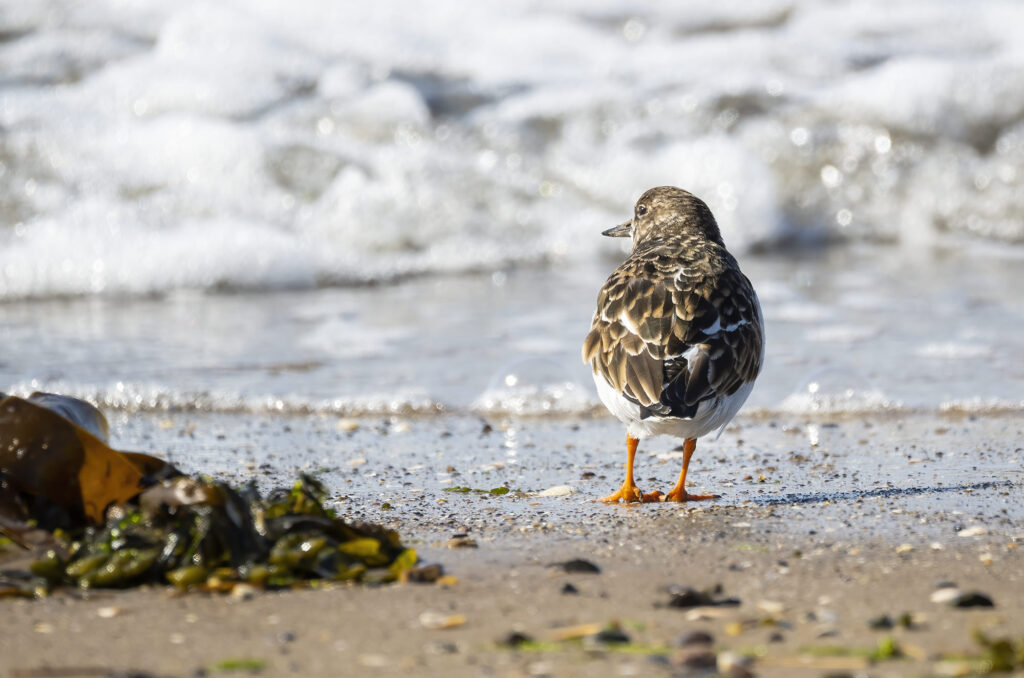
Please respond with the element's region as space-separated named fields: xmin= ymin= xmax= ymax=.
xmin=2 ymin=410 xmax=1022 ymax=677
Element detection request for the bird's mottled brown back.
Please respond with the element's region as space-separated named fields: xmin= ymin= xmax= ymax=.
xmin=583 ymin=233 xmax=763 ymax=419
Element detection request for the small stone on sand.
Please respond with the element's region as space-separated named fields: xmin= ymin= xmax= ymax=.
xmin=538 ymin=485 xmax=577 ymax=497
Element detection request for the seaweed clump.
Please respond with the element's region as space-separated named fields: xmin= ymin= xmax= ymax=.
xmin=11 ymin=474 xmax=419 ymax=596
xmin=0 ymin=393 xmax=424 ymax=597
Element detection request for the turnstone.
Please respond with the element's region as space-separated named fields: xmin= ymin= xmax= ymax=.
xmin=582 ymin=186 xmax=764 ymax=502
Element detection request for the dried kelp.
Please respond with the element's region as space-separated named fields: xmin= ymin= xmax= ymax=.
xmin=0 ymin=393 xmax=177 ymax=530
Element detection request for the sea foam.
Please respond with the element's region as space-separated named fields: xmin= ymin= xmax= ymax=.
xmin=2 ymin=1 xmax=1024 ymax=301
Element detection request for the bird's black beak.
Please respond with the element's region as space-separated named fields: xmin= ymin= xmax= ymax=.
xmin=602 ymin=220 xmax=632 ymax=238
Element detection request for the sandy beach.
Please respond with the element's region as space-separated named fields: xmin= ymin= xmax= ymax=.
xmin=2 ymin=410 xmax=1021 ymax=677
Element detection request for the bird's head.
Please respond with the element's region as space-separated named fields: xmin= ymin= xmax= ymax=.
xmin=602 ymin=186 xmax=723 ymax=249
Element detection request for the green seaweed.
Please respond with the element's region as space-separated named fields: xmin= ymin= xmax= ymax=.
xmin=443 ymin=485 xmax=516 ymax=495
xmin=971 ymin=631 xmax=1024 ymax=673
xmin=209 ymin=658 xmax=268 ymax=673
xmin=6 ymin=474 xmax=422 ymax=596
xmin=800 ymin=637 xmax=903 ymax=662
xmin=871 ymin=636 xmax=901 ymax=661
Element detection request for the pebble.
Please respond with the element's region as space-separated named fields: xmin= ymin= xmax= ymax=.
xmin=717 ymin=651 xmax=754 ymax=675
xmin=931 ymin=588 xmax=962 ymax=604
xmin=230 ymin=583 xmax=258 ymax=601
xmin=402 ymin=563 xmax=444 ymax=583
xmin=666 ymin=588 xmax=714 ymax=608
xmin=561 ymin=583 xmax=579 ymax=595
xmin=673 ymin=649 xmax=717 ymax=669
xmin=337 ymin=418 xmax=359 ymax=433
xmin=499 ymin=631 xmax=534 ymax=647
xmin=677 ymin=630 xmax=714 ymax=647
xmin=756 ymin=599 xmax=785 ymax=615
xmin=419 ymin=611 xmax=467 ymax=629
xmin=868 ymin=614 xmax=894 ymax=629
xmin=685 ymin=608 xmax=732 ymax=621
xmin=96 ymin=606 xmax=121 ymax=618
xmin=958 ymin=526 xmax=987 ymax=537
xmin=950 ymin=592 xmax=995 ymax=608
xmin=666 ymin=587 xmax=740 ymax=609
xmin=587 ymin=627 xmax=630 ymax=646
xmin=553 ymin=559 xmax=600 ymax=574
xmin=538 ymin=485 xmax=577 ymax=497
xmin=446 ymin=537 xmax=478 ymax=549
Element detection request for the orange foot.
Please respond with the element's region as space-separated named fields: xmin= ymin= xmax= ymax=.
xmin=663 ymin=488 xmax=719 ymax=502
xmin=600 ymin=485 xmax=662 ymax=503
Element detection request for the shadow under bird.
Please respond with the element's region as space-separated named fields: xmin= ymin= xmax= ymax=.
xmin=582 ymin=186 xmax=765 ymax=502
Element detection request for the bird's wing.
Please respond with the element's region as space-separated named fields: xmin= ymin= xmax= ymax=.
xmin=657 ymin=267 xmax=763 ymax=418
xmin=583 ymin=261 xmax=763 ymax=419
xmin=583 ymin=271 xmax=674 ymax=408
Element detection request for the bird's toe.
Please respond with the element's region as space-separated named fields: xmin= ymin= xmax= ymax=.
xmin=664 ymin=489 xmax=719 ymax=502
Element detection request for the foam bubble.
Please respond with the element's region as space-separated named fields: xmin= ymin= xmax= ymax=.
xmin=0 ymin=204 xmax=315 ymax=298
xmin=3 ymin=380 xmax=445 ymax=417
xmin=939 ymin=397 xmax=1024 ymax=416
xmin=472 ymin=357 xmax=596 ymax=416
xmin=780 ymin=368 xmax=899 ymax=415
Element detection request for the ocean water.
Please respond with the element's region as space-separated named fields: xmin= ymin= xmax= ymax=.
xmin=2 ymin=0 xmax=1023 ymax=422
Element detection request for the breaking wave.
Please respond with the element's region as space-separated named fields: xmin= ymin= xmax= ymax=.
xmin=3 ymin=1 xmax=1024 ymax=300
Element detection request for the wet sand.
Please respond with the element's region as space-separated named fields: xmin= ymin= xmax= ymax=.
xmin=2 ymin=411 xmax=1022 ymax=677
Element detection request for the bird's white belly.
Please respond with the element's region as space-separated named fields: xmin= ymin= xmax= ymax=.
xmin=593 ymin=372 xmax=753 ymax=441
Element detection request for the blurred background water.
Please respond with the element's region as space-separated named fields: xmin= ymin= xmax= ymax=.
xmin=1 ymin=0 xmax=1022 ymax=419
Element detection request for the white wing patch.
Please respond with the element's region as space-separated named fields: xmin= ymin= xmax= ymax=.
xmin=680 ymin=343 xmax=704 ymax=368
xmin=723 ymin=319 xmax=749 ymax=332
xmin=618 ymin=310 xmax=640 ymax=335
xmin=702 ymin=317 xmax=749 ymax=336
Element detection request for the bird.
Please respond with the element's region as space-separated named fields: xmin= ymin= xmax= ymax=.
xmin=582 ymin=186 xmax=764 ymax=502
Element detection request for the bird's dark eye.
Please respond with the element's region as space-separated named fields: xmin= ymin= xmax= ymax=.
xmin=636 ymin=204 xmax=647 ymax=216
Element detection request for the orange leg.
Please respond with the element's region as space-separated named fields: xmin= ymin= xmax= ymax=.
xmin=664 ymin=438 xmax=718 ymax=502
xmin=600 ymin=436 xmax=661 ymax=503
